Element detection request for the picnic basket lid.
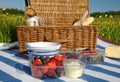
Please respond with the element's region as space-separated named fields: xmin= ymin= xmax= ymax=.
xmin=27 ymin=0 xmax=90 ymax=26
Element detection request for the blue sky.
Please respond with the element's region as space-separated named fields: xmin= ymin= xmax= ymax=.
xmin=0 ymin=0 xmax=120 ymax=13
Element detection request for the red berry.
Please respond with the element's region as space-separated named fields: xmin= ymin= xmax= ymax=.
xmin=61 ymin=55 xmax=67 ymax=61
xmin=31 ymin=65 xmax=38 ymax=72
xmin=48 ymin=61 xmax=56 ymax=69
xmin=33 ymin=59 xmax=42 ymax=66
xmin=56 ymin=61 xmax=62 ymax=66
xmin=81 ymin=51 xmax=90 ymax=56
xmin=90 ymin=51 xmax=97 ymax=55
xmin=47 ymin=68 xmax=56 ymax=76
xmin=41 ymin=64 xmax=49 ymax=74
xmin=45 ymin=57 xmax=50 ymax=63
xmin=48 ymin=61 xmax=56 ymax=66
xmin=51 ymin=58 xmax=57 ymax=64
xmin=54 ymin=55 xmax=62 ymax=61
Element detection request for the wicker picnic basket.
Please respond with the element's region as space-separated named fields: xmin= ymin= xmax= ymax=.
xmin=16 ymin=0 xmax=98 ymax=53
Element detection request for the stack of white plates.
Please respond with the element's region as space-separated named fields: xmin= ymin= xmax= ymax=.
xmin=26 ymin=42 xmax=61 ymax=56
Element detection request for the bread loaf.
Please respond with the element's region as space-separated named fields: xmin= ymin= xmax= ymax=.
xmin=73 ymin=17 xmax=94 ymax=26
xmin=82 ymin=17 xmax=94 ymax=26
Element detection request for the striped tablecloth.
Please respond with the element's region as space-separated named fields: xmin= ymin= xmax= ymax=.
xmin=0 ymin=37 xmax=120 ymax=82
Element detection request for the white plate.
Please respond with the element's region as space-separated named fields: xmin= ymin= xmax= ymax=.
xmin=26 ymin=42 xmax=61 ymax=52
xmin=27 ymin=48 xmax=60 ymax=53
xmin=31 ymin=50 xmax=59 ymax=56
xmin=105 ymin=55 xmax=120 ymax=59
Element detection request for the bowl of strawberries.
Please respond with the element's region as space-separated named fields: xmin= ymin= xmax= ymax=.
xmin=30 ymin=54 xmax=68 ymax=79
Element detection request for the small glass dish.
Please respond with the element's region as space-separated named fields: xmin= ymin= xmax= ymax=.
xmin=63 ymin=59 xmax=85 ymax=78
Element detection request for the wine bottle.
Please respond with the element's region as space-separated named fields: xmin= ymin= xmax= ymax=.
xmin=24 ymin=0 xmax=36 ymax=16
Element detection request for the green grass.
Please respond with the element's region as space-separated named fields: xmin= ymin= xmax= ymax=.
xmin=92 ymin=15 xmax=120 ymax=43
xmin=0 ymin=13 xmax=25 ymax=42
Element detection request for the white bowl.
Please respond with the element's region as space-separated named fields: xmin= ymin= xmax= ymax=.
xmin=26 ymin=42 xmax=61 ymax=53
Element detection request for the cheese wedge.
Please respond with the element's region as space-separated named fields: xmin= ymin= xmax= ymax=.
xmin=105 ymin=46 xmax=120 ymax=58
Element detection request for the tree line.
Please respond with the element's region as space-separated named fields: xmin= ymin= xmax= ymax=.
xmin=0 ymin=8 xmax=24 ymax=15
xmin=91 ymin=11 xmax=120 ymax=17
xmin=0 ymin=8 xmax=120 ymax=17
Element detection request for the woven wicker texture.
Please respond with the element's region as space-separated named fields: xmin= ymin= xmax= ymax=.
xmin=17 ymin=25 xmax=98 ymax=53
xmin=30 ymin=0 xmax=90 ymax=26
xmin=16 ymin=0 xmax=98 ymax=53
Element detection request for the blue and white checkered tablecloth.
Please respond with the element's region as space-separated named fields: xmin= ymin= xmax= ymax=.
xmin=0 ymin=37 xmax=120 ymax=82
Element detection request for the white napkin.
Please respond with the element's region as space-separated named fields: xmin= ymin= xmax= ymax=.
xmin=0 ymin=42 xmax=18 ymax=50
xmin=27 ymin=16 xmax=39 ymax=26
xmin=73 ymin=10 xmax=88 ymax=26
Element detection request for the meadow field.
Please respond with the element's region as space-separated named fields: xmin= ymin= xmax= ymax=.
xmin=92 ymin=14 xmax=120 ymax=43
xmin=0 ymin=9 xmax=120 ymax=43
xmin=0 ymin=15 xmax=25 ymax=42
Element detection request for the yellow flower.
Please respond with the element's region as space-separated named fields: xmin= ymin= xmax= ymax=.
xmin=109 ymin=20 xmax=112 ymax=22
xmin=109 ymin=15 xmax=113 ymax=18
xmin=99 ymin=15 xmax=102 ymax=18
xmin=102 ymin=33 xmax=104 ymax=36
xmin=108 ymin=36 xmax=111 ymax=39
xmin=22 ymin=17 xmax=25 ymax=20
xmin=105 ymin=14 xmax=108 ymax=17
xmin=2 ymin=8 xmax=6 ymax=11
xmin=6 ymin=13 xmax=9 ymax=15
xmin=3 ymin=14 xmax=6 ymax=17
xmin=6 ymin=18 xmax=8 ymax=21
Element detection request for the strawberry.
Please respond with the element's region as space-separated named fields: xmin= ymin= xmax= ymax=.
xmin=33 ymin=59 xmax=42 ymax=66
xmin=31 ymin=65 xmax=38 ymax=72
xmin=54 ymin=55 xmax=62 ymax=61
xmin=48 ymin=61 xmax=56 ymax=69
xmin=61 ymin=55 xmax=67 ymax=61
xmin=41 ymin=64 xmax=49 ymax=74
xmin=51 ymin=58 xmax=57 ymax=64
xmin=47 ymin=68 xmax=56 ymax=76
xmin=56 ymin=61 xmax=62 ymax=66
